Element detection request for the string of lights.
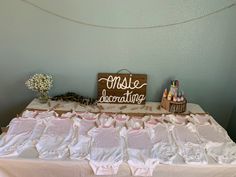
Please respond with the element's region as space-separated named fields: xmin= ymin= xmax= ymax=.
xmin=19 ymin=0 xmax=236 ymax=29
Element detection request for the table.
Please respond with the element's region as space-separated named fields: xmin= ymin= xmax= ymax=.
xmin=26 ymin=98 xmax=205 ymax=115
xmin=1 ymin=100 xmax=236 ymax=177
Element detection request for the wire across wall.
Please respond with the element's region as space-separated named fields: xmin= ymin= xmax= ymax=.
xmin=19 ymin=0 xmax=236 ymax=29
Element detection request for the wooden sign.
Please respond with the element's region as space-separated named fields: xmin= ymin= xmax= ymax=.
xmin=97 ymin=73 xmax=147 ymax=104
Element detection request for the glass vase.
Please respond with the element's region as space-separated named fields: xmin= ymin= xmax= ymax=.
xmin=37 ymin=92 xmax=49 ymax=104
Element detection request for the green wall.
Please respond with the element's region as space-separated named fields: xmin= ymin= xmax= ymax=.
xmin=227 ymin=74 xmax=236 ymax=141
xmin=227 ymin=106 xmax=236 ymax=142
xmin=0 ymin=0 xmax=236 ymax=132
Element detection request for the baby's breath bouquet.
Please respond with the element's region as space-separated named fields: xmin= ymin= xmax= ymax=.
xmin=25 ymin=73 xmax=53 ymax=103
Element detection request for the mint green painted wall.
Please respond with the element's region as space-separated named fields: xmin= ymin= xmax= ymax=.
xmin=0 ymin=0 xmax=236 ymax=128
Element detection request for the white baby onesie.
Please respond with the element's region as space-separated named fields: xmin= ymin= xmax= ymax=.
xmin=0 ymin=117 xmax=37 ymax=157
xmin=113 ymin=114 xmax=129 ymax=128
xmin=205 ymin=142 xmax=236 ymax=164
xmin=21 ymin=110 xmax=38 ymax=118
xmin=126 ymin=118 xmax=144 ymax=130
xmin=16 ymin=118 xmax=47 ymax=157
xmin=36 ymin=118 xmax=73 ymax=159
xmin=35 ymin=111 xmax=58 ymax=120
xmin=149 ymin=115 xmax=166 ymax=123
xmin=61 ymin=111 xmax=77 ymax=119
xmin=190 ymin=114 xmax=212 ymax=125
xmin=88 ymin=127 xmax=124 ymax=175
xmin=172 ymin=124 xmax=207 ymax=164
xmin=69 ymin=115 xmax=98 ymax=160
xmin=125 ymin=128 xmax=158 ymax=176
xmin=196 ymin=124 xmax=228 ymax=143
xmin=165 ymin=114 xmax=190 ymax=125
xmin=98 ymin=113 xmax=115 ymax=128
xmin=196 ymin=124 xmax=236 ymax=164
xmin=19 ymin=111 xmax=58 ymax=153
xmin=77 ymin=112 xmax=99 ymax=121
xmin=146 ymin=122 xmax=177 ymax=164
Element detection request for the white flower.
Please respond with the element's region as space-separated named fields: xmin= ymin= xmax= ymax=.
xmin=25 ymin=73 xmax=53 ymax=93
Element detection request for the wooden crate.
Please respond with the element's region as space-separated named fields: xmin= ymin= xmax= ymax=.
xmin=161 ymin=97 xmax=187 ymax=113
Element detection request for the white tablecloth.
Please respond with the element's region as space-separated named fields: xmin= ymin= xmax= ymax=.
xmin=0 ymin=158 xmax=235 ymax=177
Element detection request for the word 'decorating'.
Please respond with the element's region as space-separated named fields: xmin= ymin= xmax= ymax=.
xmin=97 ymin=73 xmax=147 ymax=104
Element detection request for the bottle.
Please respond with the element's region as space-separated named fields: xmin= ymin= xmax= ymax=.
xmin=177 ymin=91 xmax=181 ymax=102
xmin=163 ymin=88 xmax=168 ymax=98
xmin=181 ymin=91 xmax=184 ymax=101
xmin=167 ymin=92 xmax=172 ymax=101
xmin=173 ymin=93 xmax=177 ymax=102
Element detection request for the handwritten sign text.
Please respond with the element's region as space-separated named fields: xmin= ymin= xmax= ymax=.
xmin=97 ymin=73 xmax=147 ymax=104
